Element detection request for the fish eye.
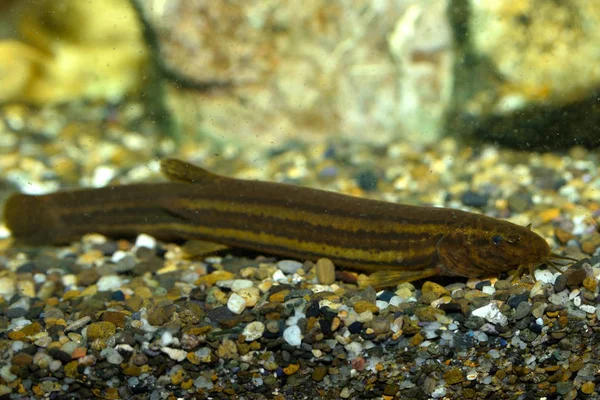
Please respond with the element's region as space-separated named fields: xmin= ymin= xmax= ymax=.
xmin=492 ymin=235 xmax=503 ymax=245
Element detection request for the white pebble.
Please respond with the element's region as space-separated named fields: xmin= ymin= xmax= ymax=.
xmin=534 ymin=269 xmax=558 ymax=284
xmin=161 ymin=331 xmax=174 ymax=346
xmin=91 ymin=166 xmax=116 ymax=188
xmin=431 ymin=386 xmax=447 ymax=398
xmin=388 ymin=296 xmax=404 ymax=307
xmin=548 ymin=291 xmax=569 ymax=306
xmin=103 ymin=349 xmax=124 ymax=365
xmin=0 ymin=225 xmax=10 ymax=239
xmin=277 ymin=260 xmax=303 ymax=274
xmin=466 ymin=370 xmax=478 ymax=380
xmin=243 ymin=321 xmax=265 ymax=341
xmin=283 ymin=325 xmax=302 ymax=346
xmin=471 ymin=302 xmax=508 ymax=326
xmin=61 ymin=274 xmax=77 ymax=288
xmin=217 ymin=279 xmax=253 ymax=292
xmin=227 ymin=293 xmax=246 ymax=314
xmin=579 ymin=304 xmax=596 ymax=314
xmin=375 ymin=300 xmax=388 ymax=310
xmin=96 ymin=275 xmax=124 ymax=292
xmin=135 ymin=233 xmax=156 ymax=249
xmin=0 ymin=277 xmax=15 ymax=300
xmin=481 ymin=286 xmax=496 ymax=295
xmin=111 ymin=250 xmax=129 ymax=263
xmin=272 ymin=269 xmax=288 ymax=283
xmin=161 ymin=347 xmax=187 ymax=361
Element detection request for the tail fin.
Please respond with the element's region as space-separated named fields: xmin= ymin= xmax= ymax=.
xmin=3 ymin=193 xmax=70 ymax=245
xmin=160 ymin=158 xmax=221 ymax=184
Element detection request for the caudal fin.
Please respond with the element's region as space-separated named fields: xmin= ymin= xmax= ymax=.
xmin=3 ymin=193 xmax=70 ymax=245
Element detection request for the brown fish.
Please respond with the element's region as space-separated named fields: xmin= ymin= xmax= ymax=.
xmin=3 ymin=158 xmax=575 ymax=287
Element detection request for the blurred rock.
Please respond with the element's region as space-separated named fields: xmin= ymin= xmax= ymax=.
xmin=0 ymin=0 xmax=148 ymax=104
xmin=133 ymin=0 xmax=454 ymax=148
xmin=446 ymin=0 xmax=600 ymax=149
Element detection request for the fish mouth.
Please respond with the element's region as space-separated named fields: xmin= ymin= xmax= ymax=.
xmin=510 ymin=252 xmax=579 ymax=281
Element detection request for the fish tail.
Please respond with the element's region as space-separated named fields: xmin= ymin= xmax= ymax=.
xmin=3 ymin=193 xmax=71 ymax=245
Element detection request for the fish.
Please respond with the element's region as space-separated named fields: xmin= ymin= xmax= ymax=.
xmin=3 ymin=158 xmax=576 ymax=288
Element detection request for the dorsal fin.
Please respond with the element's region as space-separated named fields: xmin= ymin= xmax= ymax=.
xmin=160 ymin=158 xmax=221 ymax=183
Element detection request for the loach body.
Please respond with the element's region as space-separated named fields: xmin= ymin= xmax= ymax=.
xmin=3 ymin=159 xmax=572 ymax=287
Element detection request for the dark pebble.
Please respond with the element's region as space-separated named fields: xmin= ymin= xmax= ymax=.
xmin=554 ymin=274 xmax=567 ymax=292
xmin=475 ymin=280 xmax=492 ymax=291
xmin=320 ymin=307 xmax=337 ymax=322
xmin=25 ymin=306 xmax=43 ymax=320
xmin=461 ymin=190 xmax=489 ymax=208
xmin=556 ymin=382 xmax=574 ymax=395
xmin=111 ymin=291 xmax=125 ymax=301
xmin=377 ymin=291 xmax=395 ymax=303
xmin=565 ymin=268 xmax=587 ymax=289
xmin=464 ymin=316 xmax=485 ymax=330
xmin=348 ymin=321 xmax=363 ymax=334
xmin=319 ymin=319 xmax=332 ymax=335
xmin=6 ymin=307 xmax=27 ymax=319
xmin=47 ymin=348 xmax=72 ymax=364
xmin=438 ymin=302 xmax=463 ymax=314
xmin=93 ymin=241 xmax=118 ymax=256
xmin=355 ymin=170 xmax=379 ymax=191
xmin=16 ymin=262 xmax=37 ymax=274
xmin=305 ymin=301 xmax=320 ymax=318
xmin=507 ymin=292 xmax=529 ymax=309
xmin=207 ymin=306 xmax=242 ymax=328
xmin=514 ymin=302 xmax=531 ymax=320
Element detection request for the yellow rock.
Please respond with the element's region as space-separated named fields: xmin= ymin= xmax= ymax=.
xmin=80 ymin=285 xmax=98 ymax=297
xmin=422 ymin=281 xmax=450 ymax=299
xmin=538 ymin=208 xmax=561 ymax=224
xmin=64 ymin=361 xmax=78 ymax=378
xmin=181 ymin=379 xmax=194 ymax=390
xmin=353 ymin=300 xmax=379 ymax=314
xmin=62 ymin=290 xmax=81 ymax=301
xmin=171 ymin=368 xmax=186 ymax=385
xmin=196 ymin=270 xmax=235 ymax=287
xmin=87 ymin=321 xmax=116 ymax=341
xmin=268 ymin=290 xmax=289 ymax=303
xmin=122 ymin=365 xmax=142 ymax=377
xmin=16 ymin=280 xmax=35 ymax=298
xmin=0 ymin=0 xmax=147 ymax=104
xmin=581 ymin=382 xmax=595 ymax=395
xmin=283 ymin=363 xmax=300 ymax=375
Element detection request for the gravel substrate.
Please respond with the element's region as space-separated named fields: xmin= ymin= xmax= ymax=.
xmin=1 ymin=100 xmax=600 ymax=399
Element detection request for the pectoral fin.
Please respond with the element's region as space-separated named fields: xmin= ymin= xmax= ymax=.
xmin=357 ymin=268 xmax=438 ymax=289
xmin=182 ymin=240 xmax=229 ymax=258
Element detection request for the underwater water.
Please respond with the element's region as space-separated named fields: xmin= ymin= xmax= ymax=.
xmin=0 ymin=1 xmax=599 ymax=399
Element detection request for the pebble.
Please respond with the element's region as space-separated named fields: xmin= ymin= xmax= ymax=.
xmin=277 ymin=260 xmax=303 ymax=274
xmin=86 ymin=321 xmax=116 ymax=341
xmin=217 ymin=279 xmax=254 ymax=292
xmin=227 ymin=293 xmax=247 ymax=315
xmin=134 ymin=233 xmax=156 ymax=249
xmin=96 ymin=275 xmax=125 ymax=292
xmin=243 ymin=321 xmax=265 ymax=341
xmin=315 ymin=258 xmax=336 ymax=285
xmin=471 ymin=302 xmax=508 ymax=326
xmin=283 ymin=325 xmax=302 ymax=346
xmin=461 ymin=190 xmax=488 ymax=208
xmin=161 ymin=347 xmax=187 ymax=361
xmin=0 ymin=277 xmax=15 ymax=299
